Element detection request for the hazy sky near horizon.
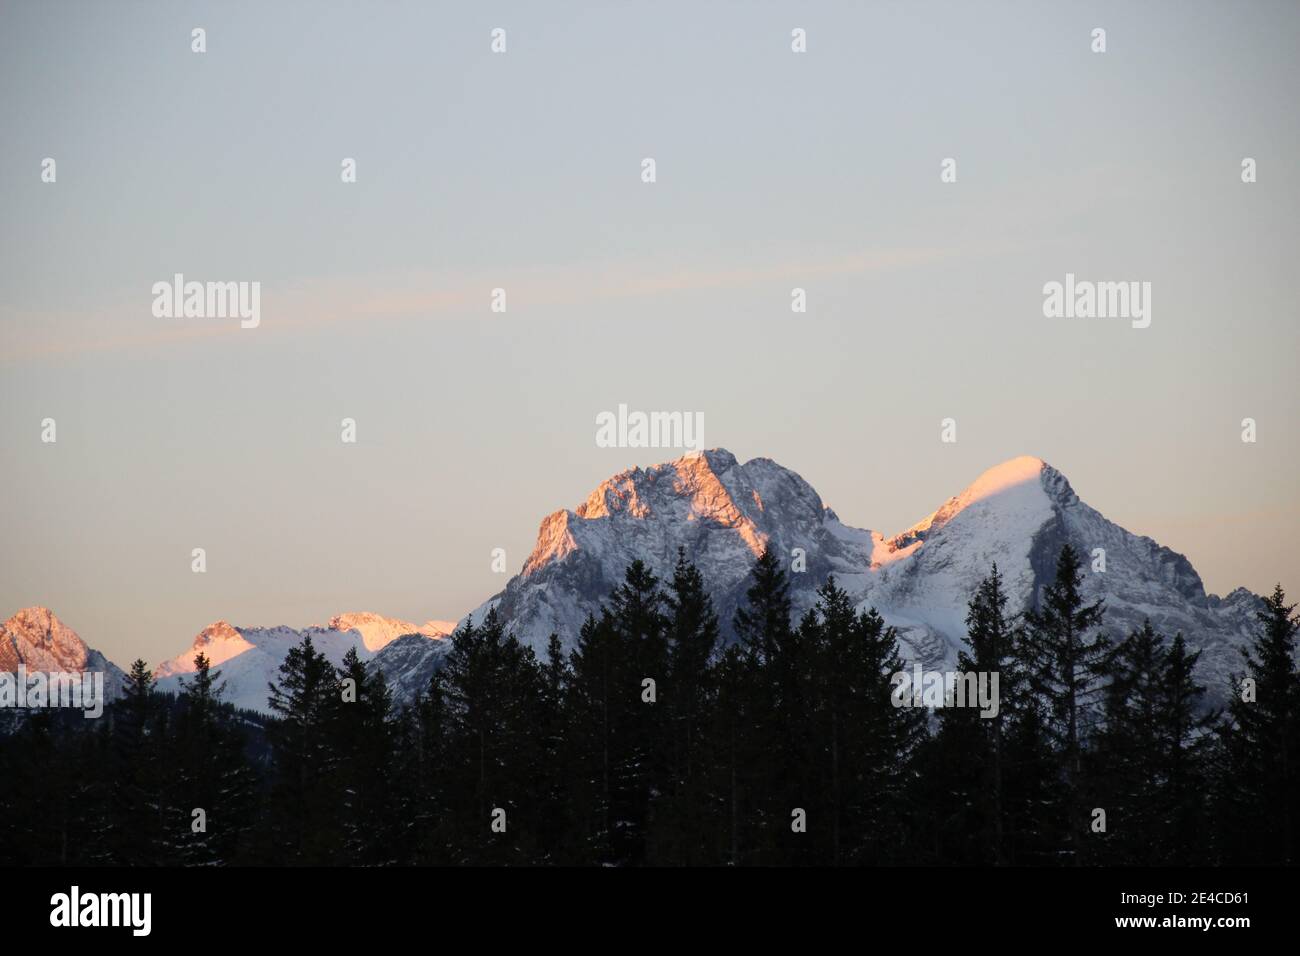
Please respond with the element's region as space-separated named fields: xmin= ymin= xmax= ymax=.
xmin=1 ymin=0 xmax=1297 ymax=667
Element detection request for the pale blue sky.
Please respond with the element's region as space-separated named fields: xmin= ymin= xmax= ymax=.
xmin=2 ymin=0 xmax=1297 ymax=666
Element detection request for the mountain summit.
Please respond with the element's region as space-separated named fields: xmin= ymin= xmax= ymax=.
xmin=473 ymin=449 xmax=1259 ymax=701
xmin=0 ymin=607 xmax=126 ymax=698
xmin=5 ymin=450 xmax=1263 ymax=714
xmin=472 ymin=448 xmax=877 ymax=651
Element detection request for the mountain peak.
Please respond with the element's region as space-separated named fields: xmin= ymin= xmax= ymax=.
xmin=886 ymin=455 xmax=1063 ymax=551
xmin=328 ymin=611 xmax=449 ymax=650
xmin=1 ymin=606 xmax=89 ymax=656
xmin=1 ymin=607 xmax=125 ymax=693
xmin=968 ymin=454 xmax=1048 ymax=489
xmin=527 ymin=448 xmax=770 ymax=578
xmin=6 ymin=605 xmax=71 ymax=634
xmin=155 ymin=620 xmax=254 ymax=677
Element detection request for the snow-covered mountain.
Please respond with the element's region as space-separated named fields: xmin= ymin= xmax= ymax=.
xmin=0 ymin=607 xmax=127 ymax=700
xmin=852 ymin=455 xmax=1262 ymax=696
xmin=6 ymin=449 xmax=1268 ymax=716
xmin=469 ymin=449 xmax=1263 ymax=702
xmin=154 ymin=614 xmax=453 ymax=713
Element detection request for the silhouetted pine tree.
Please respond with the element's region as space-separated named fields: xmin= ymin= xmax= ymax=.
xmin=650 ymin=549 xmax=721 ymax=864
xmin=435 ymin=608 xmax=547 ymax=864
xmin=1017 ymin=544 xmax=1110 ymax=862
xmin=535 ymin=633 xmax=575 ymax=862
xmin=567 ymin=611 xmax=618 ymax=863
xmin=808 ymin=580 xmax=927 ymax=864
xmin=709 ymin=642 xmax=760 ymax=865
xmin=1089 ymin=621 xmax=1215 ymax=864
xmin=1159 ymin=633 xmax=1216 ymax=864
xmin=566 ymin=561 xmax=668 ymax=865
xmin=170 ymin=652 xmax=257 ymax=865
xmin=730 ymin=545 xmax=802 ymax=863
xmin=265 ymin=634 xmax=343 ymax=863
xmin=916 ymin=565 xmax=1019 ymax=864
xmin=104 ymin=658 xmax=166 ymax=865
xmin=733 ymin=545 xmax=794 ymax=665
xmin=331 ymin=647 xmax=399 ymax=864
xmin=1213 ymin=584 xmax=1299 ymax=864
xmin=406 ymin=668 xmax=449 ymax=863
xmin=1089 ymin=622 xmax=1155 ymax=863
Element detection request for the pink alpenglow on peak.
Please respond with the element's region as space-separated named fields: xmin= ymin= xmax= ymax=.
xmin=327 ymin=612 xmax=453 ymax=651
xmin=888 ymin=455 xmax=1055 ymax=550
xmin=154 ymin=621 xmax=254 ymax=677
xmin=1 ymin=607 xmax=127 ymax=699
xmin=1 ymin=607 xmax=98 ymax=674
xmin=153 ymin=611 xmax=457 ymax=713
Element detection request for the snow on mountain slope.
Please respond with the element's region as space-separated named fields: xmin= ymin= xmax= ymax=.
xmin=371 ymin=633 xmax=455 ymax=705
xmin=856 ymin=456 xmax=1260 ymax=698
xmin=482 ymin=450 xmax=1264 ymax=705
xmin=13 ymin=450 xmax=1269 ymax=717
xmin=155 ymin=613 xmax=452 ymax=714
xmin=0 ymin=607 xmax=126 ymax=700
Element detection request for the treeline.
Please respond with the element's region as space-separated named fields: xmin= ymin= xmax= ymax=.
xmin=1 ymin=545 xmax=1296 ymax=866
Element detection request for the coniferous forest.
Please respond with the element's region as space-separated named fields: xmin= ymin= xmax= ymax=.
xmin=1 ymin=544 xmax=1296 ymax=867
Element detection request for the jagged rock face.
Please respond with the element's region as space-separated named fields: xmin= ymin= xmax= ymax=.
xmin=479 ymin=450 xmax=1264 ymax=705
xmin=473 ymin=449 xmax=877 ymax=651
xmin=0 ymin=607 xmax=126 ymax=700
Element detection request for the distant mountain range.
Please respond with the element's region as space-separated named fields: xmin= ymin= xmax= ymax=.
xmin=2 ymin=450 xmax=1266 ymax=714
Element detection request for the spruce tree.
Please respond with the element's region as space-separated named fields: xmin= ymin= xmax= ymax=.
xmin=265 ymin=634 xmax=343 ymax=863
xmin=1214 ymin=584 xmax=1299 ymax=864
xmin=435 ymin=608 xmax=547 ymax=864
xmin=567 ymin=561 xmax=667 ymax=865
xmin=1091 ymin=622 xmax=1166 ymax=864
xmin=171 ymin=652 xmax=257 ymax=865
xmin=535 ymin=633 xmax=574 ymax=861
xmin=1156 ymin=632 xmax=1216 ymax=864
xmin=812 ymin=584 xmax=927 ymax=865
xmin=652 ymin=549 xmax=721 ymax=864
xmin=567 ymin=611 xmax=619 ymax=863
xmin=729 ymin=545 xmax=799 ymax=863
xmin=331 ymin=647 xmax=398 ymax=864
xmin=1017 ymin=544 xmax=1110 ymax=862
xmin=918 ymin=565 xmax=1019 ymax=864
xmin=105 ymin=658 xmax=165 ymax=865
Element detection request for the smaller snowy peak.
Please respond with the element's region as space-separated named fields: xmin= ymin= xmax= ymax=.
xmin=155 ymin=621 xmax=255 ymax=678
xmin=152 ymin=610 xmax=457 ymax=712
xmin=328 ymin=612 xmax=448 ymax=652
